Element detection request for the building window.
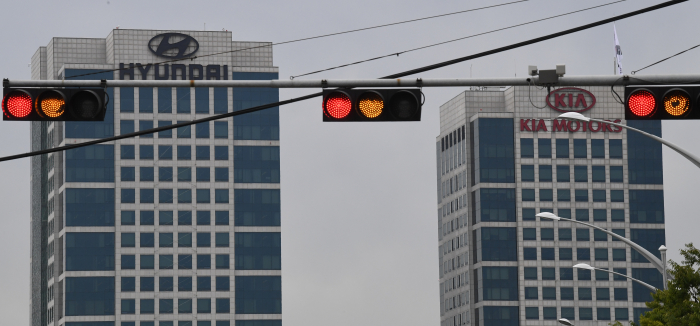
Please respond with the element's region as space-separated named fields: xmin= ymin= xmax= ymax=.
xmin=595 ymin=248 xmax=609 ymax=261
xmin=541 ymin=248 xmax=555 ymax=260
xmin=557 ymin=189 xmax=570 ymax=202
xmin=576 ymin=209 xmax=589 ymax=221
xmin=478 ymin=188 xmax=516 ymax=222
xmin=179 ymin=211 xmax=192 ymax=225
xmin=524 ymin=267 xmax=537 ymax=280
xmin=591 ymin=139 xmax=605 ymax=158
xmin=539 ymin=139 xmax=552 ymax=158
xmin=573 ymin=139 xmax=587 ymax=158
xmin=196 ymin=122 xmax=210 ymax=138
xmin=197 ymin=189 xmax=211 ymax=203
xmin=482 ymin=267 xmax=519 ymax=300
xmin=592 ymin=189 xmax=606 ymax=202
xmin=177 ymin=145 xmax=191 ymax=160
xmin=631 ymin=229 xmax=666 ymax=262
xmin=235 ymin=233 xmax=281 ymax=270
xmin=196 ymin=146 xmax=210 ymax=160
xmin=611 ymin=190 xmax=625 ymax=202
xmin=121 ymin=87 xmax=134 ymax=112
xmin=611 ymin=209 xmax=625 ymax=221
xmin=540 ymin=189 xmax=553 ymax=201
xmin=122 ymin=277 xmax=135 ymax=292
xmin=215 ymin=146 xmax=228 ymax=160
xmin=543 ymin=287 xmax=556 ymax=300
xmin=196 ymin=167 xmax=210 ymax=182
xmin=121 ymin=299 xmax=135 ymax=314
xmin=523 ymin=228 xmax=536 ymax=240
xmin=522 ymin=189 xmax=535 ymax=201
xmin=560 ymin=268 xmax=574 ymax=280
xmin=560 ymin=287 xmax=574 ymax=300
xmin=178 ymin=254 xmax=192 ymax=269
xmin=139 ymin=120 xmax=153 ymax=138
xmin=121 ymin=167 xmax=135 ymax=181
xmin=559 ymin=248 xmax=572 ymax=260
xmin=610 ymin=166 xmax=624 ymax=182
xmin=574 ymin=165 xmax=588 ymax=182
xmin=578 ymin=287 xmax=592 ymax=300
xmin=121 ymin=145 xmax=135 ymax=159
xmin=614 ymin=288 xmax=628 ymax=301
xmin=216 ymin=254 xmax=230 ymax=269
xmin=121 ymin=120 xmax=134 ymax=134
xmin=234 ymin=146 xmax=281 ymax=183
xmin=158 ymin=145 xmax=173 ymax=160
xmin=158 ymin=120 xmax=172 ymax=138
xmin=539 ymin=165 xmax=552 ymax=182
xmin=521 ymin=165 xmax=534 ymax=182
xmin=542 ymin=268 xmax=555 ymax=280
xmin=475 ymin=118 xmax=515 ymax=183
xmin=140 ymin=211 xmax=154 ymax=225
xmin=627 ymin=121 xmax=662 ymax=184
xmin=592 ymin=165 xmax=605 ymax=182
xmin=576 ymin=229 xmax=590 ymax=241
xmin=214 ymin=121 xmax=228 ymax=138
xmin=235 ymin=276 xmax=282 ymax=314
xmin=216 ymin=276 xmax=230 ymax=291
xmin=198 ymin=276 xmax=212 ymax=291
xmin=139 ymin=87 xmax=153 ymax=113
xmin=524 ymin=248 xmax=537 ymax=260
xmin=66 ymin=145 xmax=115 ymax=182
xmin=140 ymin=145 xmax=154 ymax=160
xmin=556 ymin=165 xmax=570 ymax=182
xmin=215 ymin=167 xmax=229 ymax=182
xmin=235 ymin=190 xmax=281 ymax=226
xmin=160 ymin=233 xmax=174 ymax=248
xmin=141 ymin=277 xmax=155 ymax=291
xmin=178 ymin=189 xmax=192 ymax=203
xmin=610 ymin=139 xmax=623 ymax=158
xmin=630 ymin=190 xmax=664 ymax=223
xmin=197 ymin=255 xmax=211 ymax=269
xmin=197 ymin=211 xmax=211 ymax=225
xmin=122 ymin=255 xmax=135 ymax=269
xmin=594 ymin=229 xmax=608 ymax=241
xmin=521 ymin=138 xmax=534 ymax=158
xmin=525 ymin=307 xmax=539 ymax=320
xmin=195 ymin=87 xmax=209 ymax=113
xmin=140 ymin=188 xmax=154 ymax=203
xmin=121 ymin=211 xmax=135 ymax=225
xmin=577 ymin=248 xmax=591 ymax=260
xmin=613 ymin=249 xmax=626 ymax=261
xmin=556 ymin=139 xmax=569 ymax=158
xmin=122 ymin=233 xmax=135 ymax=247
xmin=559 ymin=228 xmax=572 ymax=241
xmin=481 ymin=228 xmax=517 ymax=261
xmin=177 ymin=87 xmax=190 ymax=113
xmin=575 ymin=189 xmax=588 ymax=202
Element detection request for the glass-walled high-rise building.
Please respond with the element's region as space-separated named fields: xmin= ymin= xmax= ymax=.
xmin=436 ymin=86 xmax=665 ymax=326
xmin=30 ymin=29 xmax=281 ymax=326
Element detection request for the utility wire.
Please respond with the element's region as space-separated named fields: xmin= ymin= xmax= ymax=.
xmin=290 ymin=0 xmax=627 ymax=79
xmin=64 ymin=0 xmax=528 ymax=80
xmin=632 ymin=43 xmax=700 ymax=74
xmin=0 ymin=0 xmax=686 ymax=163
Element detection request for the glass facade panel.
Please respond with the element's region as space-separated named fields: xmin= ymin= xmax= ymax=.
xmin=65 ymin=277 xmax=115 ymax=316
xmin=235 ymin=276 xmax=282 ymax=314
xmin=478 ymin=188 xmax=516 ymax=222
xmin=140 ymin=87 xmax=153 ymax=113
xmin=573 ymin=139 xmax=586 ymax=158
xmin=591 ymin=139 xmax=604 ymax=158
xmin=158 ymin=88 xmax=172 ymax=113
xmin=556 ymin=139 xmax=569 ymax=158
xmin=235 ymin=233 xmax=281 ymax=270
xmin=630 ymin=229 xmax=666 ymax=262
xmin=66 ymin=189 xmax=114 ymax=226
xmin=521 ymin=165 xmax=534 ymax=182
xmin=556 ymin=165 xmax=570 ymax=182
xmin=234 ymin=146 xmax=280 ymax=183
xmin=630 ymin=190 xmax=664 ymax=223
xmin=482 ymin=267 xmax=518 ymax=301
xmin=66 ymin=145 xmax=115 ymax=182
xmin=538 ymin=139 xmax=551 ymax=158
xmin=234 ymin=189 xmax=281 ymax=226
xmin=476 ymin=118 xmax=515 ymax=183
xmin=232 ymin=72 xmax=280 ymax=140
xmin=121 ymin=87 xmax=134 ymax=112
xmin=482 ymin=306 xmax=519 ymax=326
xmin=481 ymin=228 xmax=517 ymax=261
xmin=628 ymin=121 xmax=663 ymax=184
xmin=539 ymin=165 xmax=552 ymax=182
xmin=66 ymin=233 xmax=114 ymax=271
xmin=521 ymin=138 xmax=534 ymax=158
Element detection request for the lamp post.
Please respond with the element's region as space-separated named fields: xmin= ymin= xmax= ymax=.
xmin=659 ymin=245 xmax=668 ymax=289
xmin=557 ymin=111 xmax=700 ymax=169
xmin=574 ymin=263 xmax=660 ymax=292
xmin=536 ymin=212 xmax=670 ymax=284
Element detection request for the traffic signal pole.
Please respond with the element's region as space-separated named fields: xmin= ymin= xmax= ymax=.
xmin=5 ymin=74 xmax=700 ymax=88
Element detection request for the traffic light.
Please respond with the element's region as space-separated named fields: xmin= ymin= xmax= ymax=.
xmin=2 ymin=88 xmax=107 ymax=121
xmin=625 ymin=86 xmax=700 ymax=120
xmin=322 ymin=89 xmax=422 ymax=122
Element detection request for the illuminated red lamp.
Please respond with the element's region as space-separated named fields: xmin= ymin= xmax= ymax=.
xmin=323 ymin=91 xmax=352 ymax=119
xmin=627 ymin=89 xmax=656 ymax=117
xmin=2 ymin=90 xmax=33 ymax=118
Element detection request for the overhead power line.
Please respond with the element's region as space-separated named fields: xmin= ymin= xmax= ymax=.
xmin=0 ymin=0 xmax=686 ymax=163
xmin=289 ymin=0 xmax=627 ymax=79
xmin=632 ymin=43 xmax=700 ymax=74
xmin=65 ymin=0 xmax=528 ymax=80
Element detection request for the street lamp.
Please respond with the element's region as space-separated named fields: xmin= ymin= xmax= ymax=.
xmin=557 ymin=111 xmax=700 ymax=169
xmin=573 ymin=263 xmax=660 ymax=292
xmin=536 ymin=212 xmax=670 ymax=285
xmin=558 ymin=318 xmax=575 ymax=326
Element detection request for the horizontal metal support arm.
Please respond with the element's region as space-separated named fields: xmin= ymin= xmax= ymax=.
xmin=5 ymin=73 xmax=700 ymax=88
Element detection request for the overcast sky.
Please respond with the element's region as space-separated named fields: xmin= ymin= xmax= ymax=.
xmin=1 ymin=0 xmax=699 ymax=325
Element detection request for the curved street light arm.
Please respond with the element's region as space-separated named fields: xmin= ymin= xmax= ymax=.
xmin=555 ymin=216 xmax=667 ymax=277
xmin=588 ymin=117 xmax=700 ymax=169
xmin=593 ymin=267 xmax=659 ymax=292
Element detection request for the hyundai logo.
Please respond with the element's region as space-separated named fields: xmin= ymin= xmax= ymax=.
xmin=148 ymin=33 xmax=199 ymax=59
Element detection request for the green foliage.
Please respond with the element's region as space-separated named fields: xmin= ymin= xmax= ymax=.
xmin=639 ymin=243 xmax=700 ymax=325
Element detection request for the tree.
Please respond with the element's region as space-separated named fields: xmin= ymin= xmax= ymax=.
xmin=638 ymin=243 xmax=700 ymax=325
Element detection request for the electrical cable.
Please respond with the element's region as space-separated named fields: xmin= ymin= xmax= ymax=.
xmin=0 ymin=0 xmax=686 ymax=163
xmin=289 ymin=0 xmax=628 ymax=79
xmin=63 ymin=0 xmax=528 ymax=80
xmin=528 ymin=79 xmax=548 ymax=109
xmin=632 ymin=43 xmax=700 ymax=75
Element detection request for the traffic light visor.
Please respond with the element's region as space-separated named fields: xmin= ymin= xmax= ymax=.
xmin=357 ymin=91 xmax=384 ymax=119
xmin=627 ymin=89 xmax=656 ymax=117
xmin=389 ymin=90 xmax=419 ymax=120
xmin=2 ymin=90 xmax=33 ymax=118
xmin=323 ymin=91 xmax=352 ymax=119
xmin=36 ymin=90 xmax=66 ymax=118
xmin=69 ymin=90 xmax=104 ymax=119
xmin=663 ymin=89 xmax=690 ymax=116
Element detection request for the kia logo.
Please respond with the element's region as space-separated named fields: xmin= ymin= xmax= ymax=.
xmin=546 ymin=87 xmax=596 ymax=113
xmin=148 ymin=33 xmax=199 ymax=59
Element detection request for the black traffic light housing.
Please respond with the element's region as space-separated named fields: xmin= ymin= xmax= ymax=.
xmin=2 ymin=87 xmax=107 ymax=121
xmin=322 ymin=88 xmax=422 ymax=122
xmin=625 ymin=85 xmax=700 ymax=120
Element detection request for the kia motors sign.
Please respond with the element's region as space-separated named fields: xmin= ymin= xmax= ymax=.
xmin=545 ymin=87 xmax=596 ymax=113
xmin=148 ymin=33 xmax=199 ymax=59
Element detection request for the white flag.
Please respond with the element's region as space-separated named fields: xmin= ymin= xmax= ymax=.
xmin=614 ymin=23 xmax=623 ymax=75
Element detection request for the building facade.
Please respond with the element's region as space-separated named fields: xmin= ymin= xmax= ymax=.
xmin=436 ymin=86 xmax=665 ymax=325
xmin=30 ymin=29 xmax=281 ymax=326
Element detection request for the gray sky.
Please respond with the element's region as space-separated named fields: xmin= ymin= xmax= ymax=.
xmin=1 ymin=0 xmax=699 ymax=325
